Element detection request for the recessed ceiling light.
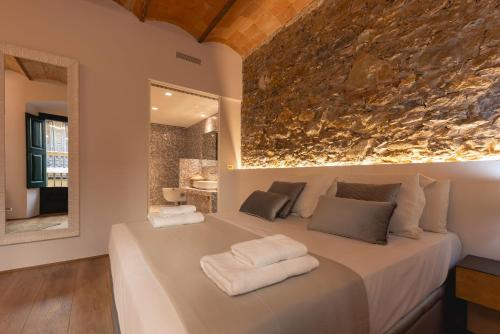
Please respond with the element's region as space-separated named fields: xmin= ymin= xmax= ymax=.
xmin=164 ymin=92 xmax=173 ymax=96
xmin=200 ymin=114 xmax=206 ymax=117
xmin=152 ymin=106 xmax=159 ymax=110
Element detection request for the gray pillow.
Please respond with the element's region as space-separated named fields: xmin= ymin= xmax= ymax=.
xmin=308 ymin=196 xmax=396 ymax=245
xmin=239 ymin=191 xmax=290 ymax=221
xmin=334 ymin=182 xmax=401 ymax=203
xmin=268 ymin=181 xmax=306 ymax=218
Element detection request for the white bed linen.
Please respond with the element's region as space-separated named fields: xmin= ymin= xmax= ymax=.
xmin=109 ymin=224 xmax=188 ymax=334
xmin=109 ymin=213 xmax=461 ymax=334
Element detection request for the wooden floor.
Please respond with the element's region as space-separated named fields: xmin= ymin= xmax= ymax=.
xmin=0 ymin=256 xmax=116 ymax=334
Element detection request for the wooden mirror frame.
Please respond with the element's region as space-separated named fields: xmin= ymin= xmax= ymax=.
xmin=0 ymin=43 xmax=79 ymax=245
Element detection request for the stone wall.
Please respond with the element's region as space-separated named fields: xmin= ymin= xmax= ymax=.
xmin=242 ymin=0 xmax=500 ymax=167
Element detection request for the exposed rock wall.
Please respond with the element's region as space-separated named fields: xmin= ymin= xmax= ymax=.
xmin=242 ymin=0 xmax=500 ymax=167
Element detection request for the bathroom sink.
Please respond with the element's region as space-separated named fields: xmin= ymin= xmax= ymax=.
xmin=192 ymin=180 xmax=218 ymax=190
xmin=162 ymin=188 xmax=186 ymax=203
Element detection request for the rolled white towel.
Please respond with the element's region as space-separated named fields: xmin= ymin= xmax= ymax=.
xmin=231 ymin=234 xmax=308 ymax=267
xmin=201 ymin=252 xmax=318 ymax=296
xmin=148 ymin=212 xmax=204 ymax=228
xmin=159 ymin=205 xmax=196 ymax=216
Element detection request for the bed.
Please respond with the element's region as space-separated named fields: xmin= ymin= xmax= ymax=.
xmin=109 ymin=212 xmax=461 ymax=334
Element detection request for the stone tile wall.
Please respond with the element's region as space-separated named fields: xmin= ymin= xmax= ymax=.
xmin=179 ymin=159 xmax=218 ymax=187
xmin=242 ymin=0 xmax=500 ymax=167
xmin=149 ymin=123 xmax=185 ymax=206
xmin=149 ymin=115 xmax=219 ymax=206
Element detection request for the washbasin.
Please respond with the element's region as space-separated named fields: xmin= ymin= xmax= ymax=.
xmin=162 ymin=188 xmax=186 ymax=204
xmin=192 ymin=180 xmax=218 ymax=190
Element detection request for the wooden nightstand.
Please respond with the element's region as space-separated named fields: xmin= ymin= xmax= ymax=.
xmin=456 ymin=255 xmax=500 ymax=334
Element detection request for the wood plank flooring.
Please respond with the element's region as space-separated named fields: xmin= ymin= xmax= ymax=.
xmin=0 ymin=256 xmax=115 ymax=334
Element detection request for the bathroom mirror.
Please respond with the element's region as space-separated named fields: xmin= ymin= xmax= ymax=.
xmin=202 ymin=131 xmax=218 ymax=160
xmin=0 ymin=43 xmax=79 ymax=245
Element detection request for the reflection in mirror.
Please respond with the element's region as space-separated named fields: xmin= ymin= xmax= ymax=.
xmin=202 ymin=131 xmax=218 ymax=160
xmin=4 ymin=55 xmax=69 ymax=234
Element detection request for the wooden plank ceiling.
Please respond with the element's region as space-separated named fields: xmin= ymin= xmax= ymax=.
xmin=113 ymin=0 xmax=316 ymax=57
xmin=4 ymin=55 xmax=67 ymax=84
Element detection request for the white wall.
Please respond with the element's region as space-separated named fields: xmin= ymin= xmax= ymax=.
xmin=218 ymin=160 xmax=500 ymax=261
xmin=5 ymin=70 xmax=66 ymax=220
xmin=0 ymin=0 xmax=242 ymax=271
xmin=218 ymin=97 xmax=241 ymax=211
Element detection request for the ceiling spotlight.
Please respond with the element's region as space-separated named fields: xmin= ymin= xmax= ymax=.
xmin=200 ymin=113 xmax=206 ymax=117
xmin=164 ymin=92 xmax=173 ymax=96
xmin=152 ymin=106 xmax=159 ymax=110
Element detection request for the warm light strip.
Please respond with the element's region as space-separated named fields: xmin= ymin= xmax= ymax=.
xmin=238 ymin=154 xmax=500 ymax=170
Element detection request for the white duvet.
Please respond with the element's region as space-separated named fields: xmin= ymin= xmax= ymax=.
xmin=109 ymin=212 xmax=461 ymax=334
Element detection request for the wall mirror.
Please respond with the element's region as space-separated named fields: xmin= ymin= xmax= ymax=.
xmin=0 ymin=43 xmax=79 ymax=245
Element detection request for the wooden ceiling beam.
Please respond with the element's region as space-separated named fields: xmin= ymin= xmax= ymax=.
xmin=13 ymin=57 xmax=32 ymax=81
xmin=139 ymin=0 xmax=152 ymax=22
xmin=198 ymin=0 xmax=237 ymax=43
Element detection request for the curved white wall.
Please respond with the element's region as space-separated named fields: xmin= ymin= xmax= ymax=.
xmin=0 ymin=0 xmax=242 ymax=270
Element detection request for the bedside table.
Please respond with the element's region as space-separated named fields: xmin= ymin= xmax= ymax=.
xmin=456 ymin=255 xmax=500 ymax=334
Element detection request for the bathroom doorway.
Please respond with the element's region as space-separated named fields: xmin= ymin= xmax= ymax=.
xmin=148 ymin=81 xmax=219 ymax=214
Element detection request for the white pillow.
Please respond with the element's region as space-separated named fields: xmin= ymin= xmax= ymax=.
xmin=335 ymin=174 xmax=426 ymax=239
xmin=289 ymin=174 xmax=336 ymax=218
xmin=419 ymin=179 xmax=451 ymax=233
xmin=418 ymin=174 xmax=436 ymax=188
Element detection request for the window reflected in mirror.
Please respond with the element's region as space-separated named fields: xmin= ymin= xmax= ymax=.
xmin=4 ymin=55 xmax=69 ymax=234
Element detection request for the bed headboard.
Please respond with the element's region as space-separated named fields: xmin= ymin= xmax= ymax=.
xmin=219 ymin=160 xmax=500 ymax=261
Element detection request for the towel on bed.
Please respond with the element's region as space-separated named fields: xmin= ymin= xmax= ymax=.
xmin=148 ymin=212 xmax=204 ymax=228
xmin=200 ymin=252 xmax=319 ymax=296
xmin=231 ymin=234 xmax=308 ymax=267
xmin=125 ymin=216 xmax=370 ymax=334
xmin=159 ymin=205 xmax=196 ymax=216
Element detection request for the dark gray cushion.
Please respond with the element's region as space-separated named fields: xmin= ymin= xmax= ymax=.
xmin=308 ymin=196 xmax=397 ymax=245
xmin=335 ymin=182 xmax=401 ymax=203
xmin=268 ymin=181 xmax=306 ymax=218
xmin=239 ymin=191 xmax=290 ymax=221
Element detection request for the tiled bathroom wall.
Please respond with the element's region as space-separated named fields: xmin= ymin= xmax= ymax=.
xmin=179 ymin=159 xmax=218 ymax=188
xmin=148 ymin=114 xmax=219 ymax=206
xmin=149 ymin=124 xmax=185 ymax=206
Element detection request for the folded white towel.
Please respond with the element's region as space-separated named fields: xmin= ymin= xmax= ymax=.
xmin=148 ymin=212 xmax=204 ymax=228
xmin=231 ymin=234 xmax=308 ymax=267
xmin=200 ymin=252 xmax=319 ymax=296
xmin=159 ymin=205 xmax=196 ymax=216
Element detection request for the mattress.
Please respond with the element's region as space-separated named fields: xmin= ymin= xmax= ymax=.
xmin=109 ymin=212 xmax=461 ymax=334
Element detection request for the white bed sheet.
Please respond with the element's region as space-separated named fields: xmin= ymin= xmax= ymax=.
xmin=109 ymin=213 xmax=461 ymax=334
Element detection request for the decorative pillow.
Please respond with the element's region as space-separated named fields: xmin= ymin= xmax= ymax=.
xmin=268 ymin=181 xmax=306 ymax=218
xmin=239 ymin=191 xmax=290 ymax=221
xmin=333 ymin=174 xmax=426 ymax=239
xmin=333 ymin=182 xmax=402 ymax=203
xmin=419 ymin=179 xmax=451 ymax=233
xmin=291 ymin=174 xmax=337 ymax=218
xmin=308 ymin=196 xmax=396 ymax=245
